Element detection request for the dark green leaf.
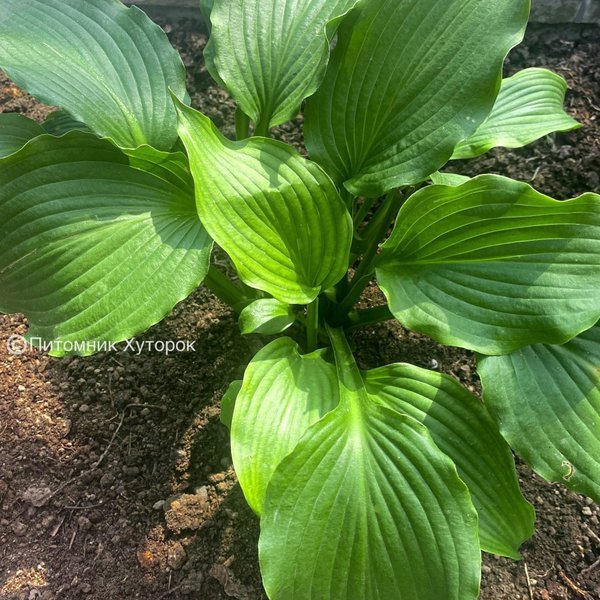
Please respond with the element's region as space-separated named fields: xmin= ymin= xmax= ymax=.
xmin=377 ymin=175 xmax=600 ymax=354
xmin=478 ymin=322 xmax=600 ymax=503
xmin=42 ymin=110 xmax=89 ymax=137
xmin=305 ymin=0 xmax=529 ymax=196
xmin=0 ymin=132 xmax=212 ymax=356
xmin=0 ymin=0 xmax=187 ymax=150
xmin=0 ymin=113 xmax=44 ymax=158
xmin=365 ymin=363 xmax=534 ymax=558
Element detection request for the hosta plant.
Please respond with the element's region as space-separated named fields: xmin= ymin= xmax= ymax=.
xmin=1 ymin=0 xmax=599 ymax=598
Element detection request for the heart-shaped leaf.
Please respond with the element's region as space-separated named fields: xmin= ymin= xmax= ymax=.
xmin=0 ymin=0 xmax=187 ymax=150
xmin=377 ymin=175 xmax=600 ymax=354
xmin=365 ymin=364 xmax=534 ymax=558
xmin=452 ymin=68 xmax=580 ymax=160
xmin=304 ymin=0 xmax=529 ymax=197
xmin=231 ymin=337 xmax=338 ymax=514
xmin=260 ymin=328 xmax=481 ymax=600
xmin=478 ymin=322 xmax=600 ymax=504
xmin=175 ymin=101 xmax=352 ymax=305
xmin=205 ymin=0 xmax=358 ymax=132
xmin=0 ymin=131 xmax=212 ymax=355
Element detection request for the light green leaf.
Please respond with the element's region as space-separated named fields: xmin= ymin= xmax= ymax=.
xmin=430 ymin=172 xmax=471 ymax=186
xmin=0 ymin=131 xmax=212 ymax=356
xmin=260 ymin=328 xmax=480 ymax=600
xmin=239 ymin=299 xmax=295 ymax=335
xmin=231 ymin=337 xmax=338 ymax=514
xmin=175 ymin=101 xmax=352 ymax=305
xmin=478 ymin=322 xmax=600 ymax=504
xmin=377 ymin=175 xmax=600 ymax=355
xmin=305 ymin=0 xmax=529 ymax=197
xmin=0 ymin=113 xmax=45 ymax=158
xmin=365 ymin=364 xmax=534 ymax=559
xmin=42 ymin=110 xmax=89 ymax=137
xmin=205 ymin=0 xmax=358 ymax=131
xmin=220 ymin=379 xmax=242 ymax=430
xmin=452 ymin=68 xmax=580 ymax=160
xmin=0 ymin=0 xmax=187 ymax=150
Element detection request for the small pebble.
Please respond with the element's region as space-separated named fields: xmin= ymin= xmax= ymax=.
xmin=153 ymin=500 xmax=165 ymax=511
xmin=582 ymin=506 xmax=593 ymax=517
xmin=167 ymin=542 xmax=188 ymax=570
xmin=11 ymin=521 xmax=27 ymax=536
xmin=79 ymin=404 xmax=90 ymax=413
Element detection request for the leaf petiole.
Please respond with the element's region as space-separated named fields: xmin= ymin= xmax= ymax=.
xmin=336 ymin=189 xmax=403 ymax=318
xmin=306 ymin=297 xmax=320 ymax=352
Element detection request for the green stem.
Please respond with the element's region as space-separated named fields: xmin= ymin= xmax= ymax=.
xmin=254 ymin=116 xmax=271 ymax=138
xmin=336 ymin=190 xmax=403 ymax=317
xmin=306 ymin=298 xmax=319 ymax=352
xmin=235 ymin=107 xmax=250 ymax=140
xmin=326 ymin=325 xmax=364 ymax=394
xmin=203 ymin=266 xmax=251 ymax=312
xmin=346 ymin=305 xmax=394 ymax=330
xmin=353 ymin=197 xmax=377 ymax=230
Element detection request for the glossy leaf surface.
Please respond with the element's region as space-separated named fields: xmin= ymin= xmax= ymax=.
xmin=377 ymin=175 xmax=600 ymax=354
xmin=479 ymin=323 xmax=600 ymax=503
xmin=206 ymin=0 xmax=358 ymax=130
xmin=0 ymin=0 xmax=187 ymax=150
xmin=176 ymin=102 xmax=352 ymax=304
xmin=365 ymin=364 xmax=534 ymax=558
xmin=259 ymin=329 xmax=481 ymax=600
xmin=452 ymin=68 xmax=580 ymax=159
xmin=239 ymin=299 xmax=295 ymax=335
xmin=0 ymin=132 xmax=211 ymax=355
xmin=305 ymin=0 xmax=529 ymax=196
xmin=231 ymin=338 xmax=338 ymax=514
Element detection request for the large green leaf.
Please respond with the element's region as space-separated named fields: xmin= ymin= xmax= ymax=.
xmin=175 ymin=101 xmax=352 ymax=305
xmin=0 ymin=0 xmax=187 ymax=150
xmin=0 ymin=131 xmax=212 ymax=356
xmin=259 ymin=328 xmax=481 ymax=600
xmin=377 ymin=175 xmax=600 ymax=355
xmin=205 ymin=0 xmax=358 ymax=132
xmin=478 ymin=322 xmax=600 ymax=504
xmin=365 ymin=364 xmax=534 ymax=558
xmin=0 ymin=113 xmax=45 ymax=158
xmin=304 ymin=0 xmax=529 ymax=197
xmin=452 ymin=68 xmax=580 ymax=160
xmin=231 ymin=338 xmax=338 ymax=514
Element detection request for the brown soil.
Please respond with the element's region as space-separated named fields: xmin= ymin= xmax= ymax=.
xmin=1 ymin=19 xmax=600 ymax=600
